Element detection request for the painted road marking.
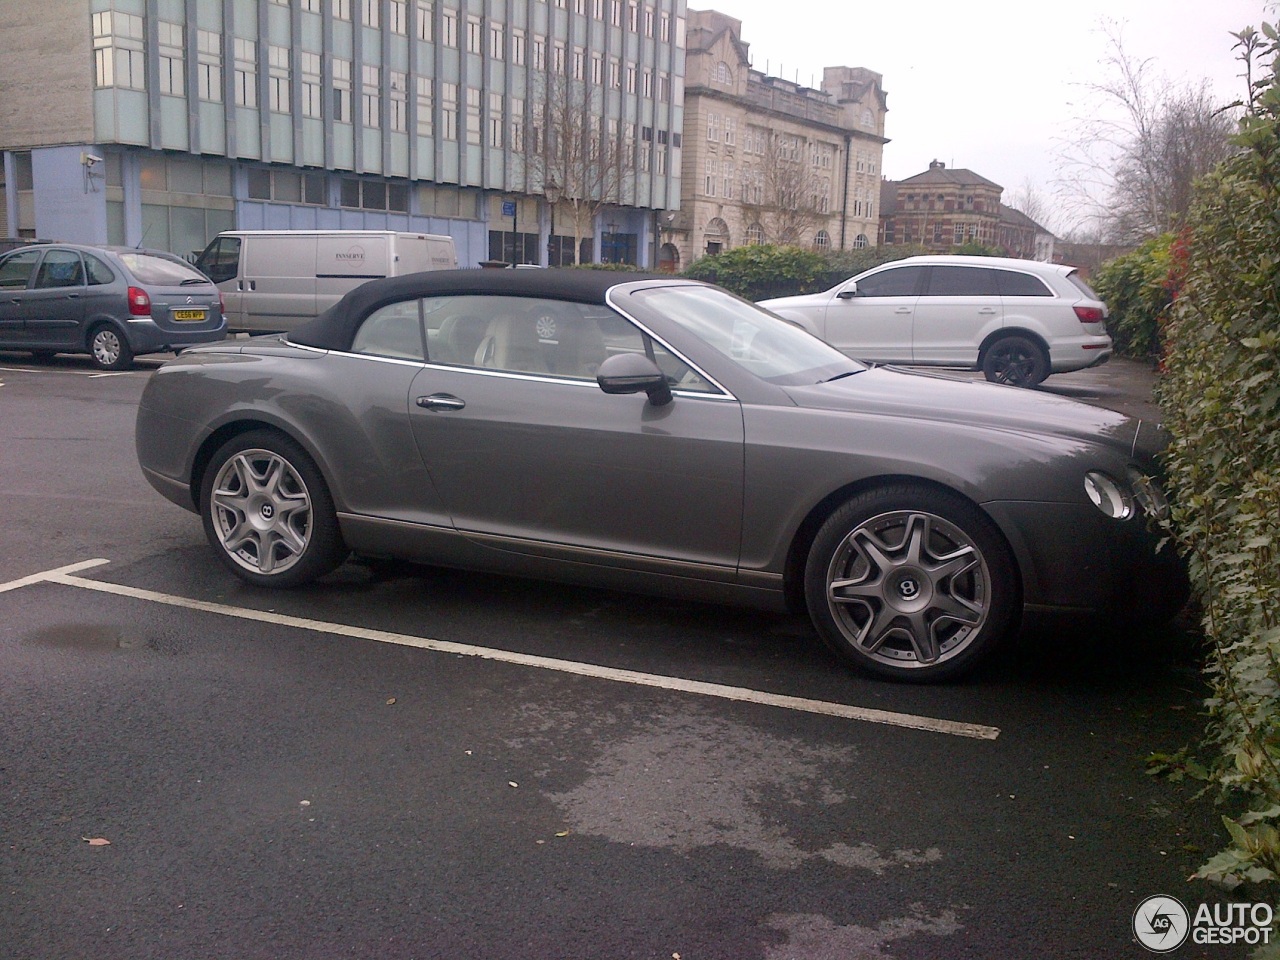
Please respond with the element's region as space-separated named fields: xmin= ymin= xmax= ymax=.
xmin=5 ymin=560 xmax=1001 ymax=741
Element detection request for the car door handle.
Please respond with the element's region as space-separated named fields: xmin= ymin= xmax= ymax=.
xmin=416 ymin=393 xmax=466 ymax=411
xmin=978 ymin=307 xmax=996 ymax=314
xmin=895 ymin=307 xmax=911 ymax=314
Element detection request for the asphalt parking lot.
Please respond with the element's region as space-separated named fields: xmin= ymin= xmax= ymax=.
xmin=0 ymin=351 xmax=1246 ymax=960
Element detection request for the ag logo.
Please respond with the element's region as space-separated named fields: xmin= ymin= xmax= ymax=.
xmin=1134 ymin=895 xmax=1190 ymax=952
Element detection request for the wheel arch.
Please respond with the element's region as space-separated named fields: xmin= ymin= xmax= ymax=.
xmin=189 ymin=417 xmax=333 ymax=511
xmin=83 ymin=315 xmax=129 ymax=349
xmin=781 ymin=474 xmax=1023 ymax=614
xmin=978 ymin=327 xmax=1050 ymax=365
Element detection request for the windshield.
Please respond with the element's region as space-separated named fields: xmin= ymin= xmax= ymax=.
xmin=627 ymin=285 xmax=862 ymax=385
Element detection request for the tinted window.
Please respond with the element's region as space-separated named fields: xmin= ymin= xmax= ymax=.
xmin=352 ymin=300 xmax=425 ymax=361
xmin=118 ymin=251 xmax=210 ymax=286
xmin=923 ymin=265 xmax=997 ymax=297
xmin=35 ymin=250 xmax=85 ymax=289
xmin=856 ymin=266 xmax=925 ymax=298
xmin=0 ymin=249 xmax=41 ymax=289
xmin=1065 ymin=270 xmax=1100 ymax=300
xmin=84 ymin=253 xmax=116 ymax=286
xmin=996 ymin=270 xmax=1052 ymax=297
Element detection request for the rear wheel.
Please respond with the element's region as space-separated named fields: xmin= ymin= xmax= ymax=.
xmin=982 ymin=335 xmax=1047 ymax=387
xmin=200 ymin=431 xmax=347 ymax=588
xmin=88 ymin=325 xmax=134 ymax=371
xmin=804 ymin=485 xmax=1018 ymax=682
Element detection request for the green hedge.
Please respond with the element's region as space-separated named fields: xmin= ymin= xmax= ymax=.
xmin=1091 ymin=234 xmax=1177 ymax=361
xmin=681 ymin=244 xmax=929 ymax=301
xmin=1156 ymin=25 xmax=1280 ymax=897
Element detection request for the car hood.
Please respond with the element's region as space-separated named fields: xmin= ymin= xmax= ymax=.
xmin=782 ymin=367 xmax=1165 ymax=460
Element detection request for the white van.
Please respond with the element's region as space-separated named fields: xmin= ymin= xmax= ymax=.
xmin=195 ymin=230 xmax=457 ymax=333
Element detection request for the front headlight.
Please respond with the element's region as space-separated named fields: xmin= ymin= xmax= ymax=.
xmin=1127 ymin=468 xmax=1170 ymax=520
xmin=1084 ymin=471 xmax=1135 ymax=520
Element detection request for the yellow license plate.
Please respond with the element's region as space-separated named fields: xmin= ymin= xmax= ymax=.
xmin=172 ymin=309 xmax=206 ymax=321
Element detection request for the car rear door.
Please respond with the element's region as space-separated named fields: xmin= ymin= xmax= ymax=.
xmin=821 ymin=264 xmax=924 ymax=363
xmin=911 ymin=264 xmax=1001 ymax=365
xmin=406 ymin=297 xmax=746 ymax=572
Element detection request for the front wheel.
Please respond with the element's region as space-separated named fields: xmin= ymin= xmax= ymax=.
xmin=804 ymin=485 xmax=1018 ymax=682
xmin=200 ymin=431 xmax=347 ymax=588
xmin=981 ymin=335 xmax=1047 ymax=387
xmin=89 ymin=325 xmax=134 ymax=371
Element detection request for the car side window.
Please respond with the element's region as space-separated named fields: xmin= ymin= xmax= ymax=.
xmin=351 ymin=299 xmax=425 ymax=361
xmin=855 ymin=266 xmax=925 ymax=298
xmin=84 ymin=253 xmax=116 ymax=286
xmin=0 ymin=249 xmax=43 ymax=289
xmin=923 ymin=265 xmax=997 ymax=297
xmin=996 ymin=270 xmax=1053 ymax=297
xmin=34 ymin=250 xmax=86 ymax=289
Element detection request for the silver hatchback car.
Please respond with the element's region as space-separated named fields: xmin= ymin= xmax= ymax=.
xmin=0 ymin=242 xmax=227 ymax=370
xmin=759 ymin=255 xmax=1113 ymax=387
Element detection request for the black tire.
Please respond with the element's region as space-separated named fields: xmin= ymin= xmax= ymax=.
xmin=199 ymin=430 xmax=347 ymax=588
xmin=803 ymin=484 xmax=1018 ymax=682
xmin=88 ymin=324 xmax=134 ymax=371
xmin=981 ymin=335 xmax=1047 ymax=387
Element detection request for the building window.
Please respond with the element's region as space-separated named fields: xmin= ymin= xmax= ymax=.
xmin=490 ymin=23 xmax=504 ymax=59
xmin=553 ymin=42 xmax=565 ymax=73
xmin=655 ymin=148 xmax=666 ymax=175
xmin=625 ymin=64 xmax=636 ymax=93
xmin=92 ymin=11 xmax=145 ymax=90
xmin=591 ymin=55 xmax=602 ymax=85
xmin=611 ymin=0 xmax=621 ymax=25
xmin=814 ymin=230 xmax=831 ymax=249
xmin=234 ymin=38 xmax=257 ymax=107
xmin=704 ymin=157 xmax=717 ymax=197
xmin=609 ymin=58 xmax=620 ymax=88
xmin=706 ymin=113 xmax=719 ymax=142
xmin=333 ymin=58 xmax=352 ymax=122
xmin=572 ymin=47 xmax=584 ymax=80
xmin=362 ymin=64 xmax=380 ymax=126
xmin=301 ymin=52 xmax=322 ymax=117
xmin=660 ymin=12 xmax=669 ymax=41
xmin=390 ymin=71 xmax=407 ymax=131
xmin=441 ymin=11 xmax=457 ymax=46
xmin=644 ymin=7 xmax=653 ymax=35
xmin=854 ymin=233 xmax=869 ymax=248
xmin=341 ymin=178 xmax=410 ymax=212
xmin=416 ymin=0 xmax=433 ymax=40
xmin=510 ymin=97 xmax=524 ymax=151
xmin=533 ymin=36 xmax=545 ymax=69
xmin=389 ymin=0 xmax=407 ymax=33
xmin=362 ymin=0 xmax=380 ymax=27
xmin=746 ymin=223 xmax=764 ymax=245
xmin=332 ymin=0 xmax=351 ymax=20
xmin=416 ymin=76 xmax=434 ymax=135
xmin=954 ymin=223 xmax=965 ymax=245
xmin=722 ymin=161 xmax=734 ymax=199
xmin=247 ymin=167 xmax=327 ymax=204
xmin=488 ymin=92 xmax=504 ymax=147
xmin=465 ymin=87 xmax=481 ymax=144
xmin=196 ymin=30 xmax=222 ymax=102
xmin=641 ymin=69 xmax=653 ymax=98
xmin=723 ymin=115 xmax=735 ymax=145
xmin=158 ymin=22 xmax=185 ymax=96
xmin=466 ymin=16 xmax=482 ymax=53
xmin=441 ymin=82 xmax=458 ymax=140
xmin=511 ymin=29 xmax=526 ymax=65
xmin=268 ymin=46 xmax=290 ymax=113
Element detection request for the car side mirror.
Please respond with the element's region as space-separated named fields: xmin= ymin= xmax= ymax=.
xmin=836 ymin=284 xmax=858 ymax=300
xmin=596 ymin=352 xmax=673 ymax=406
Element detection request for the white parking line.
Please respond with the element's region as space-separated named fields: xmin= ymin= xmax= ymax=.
xmin=5 ymin=560 xmax=1001 ymax=741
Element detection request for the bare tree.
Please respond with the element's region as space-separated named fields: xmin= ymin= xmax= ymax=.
xmin=1009 ymin=177 xmax=1057 ymax=234
xmin=1055 ymin=21 xmax=1238 ymax=242
xmin=528 ymin=75 xmax=635 ymax=264
xmin=741 ymin=134 xmax=827 ymax=245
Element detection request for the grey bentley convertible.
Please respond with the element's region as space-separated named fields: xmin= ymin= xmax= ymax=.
xmin=135 ymin=269 xmax=1187 ymax=681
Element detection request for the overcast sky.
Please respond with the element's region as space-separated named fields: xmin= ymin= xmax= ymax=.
xmin=706 ymin=0 xmax=1270 ymax=220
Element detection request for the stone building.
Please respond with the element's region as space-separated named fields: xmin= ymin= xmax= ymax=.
xmin=878 ymin=159 xmax=1055 ymax=260
xmin=663 ymin=9 xmax=886 ymax=271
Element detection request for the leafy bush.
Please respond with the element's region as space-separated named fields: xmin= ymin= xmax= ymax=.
xmin=1156 ymin=24 xmax=1280 ymax=898
xmin=683 ymin=244 xmax=928 ymax=301
xmin=1091 ymin=234 xmax=1177 ymax=361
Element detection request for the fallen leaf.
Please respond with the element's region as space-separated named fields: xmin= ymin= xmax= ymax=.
xmin=508 ymin=781 xmax=519 ymax=788
xmin=82 ymin=837 xmax=111 ymax=846
xmin=386 ymin=697 xmax=397 ymax=705
xmin=555 ymin=830 xmax=570 ymax=837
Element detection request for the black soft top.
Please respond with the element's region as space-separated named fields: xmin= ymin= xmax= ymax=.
xmin=289 ymin=268 xmax=667 ymax=352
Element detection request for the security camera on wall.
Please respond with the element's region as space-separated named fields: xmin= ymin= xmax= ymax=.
xmin=81 ymin=152 xmax=103 ymax=167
